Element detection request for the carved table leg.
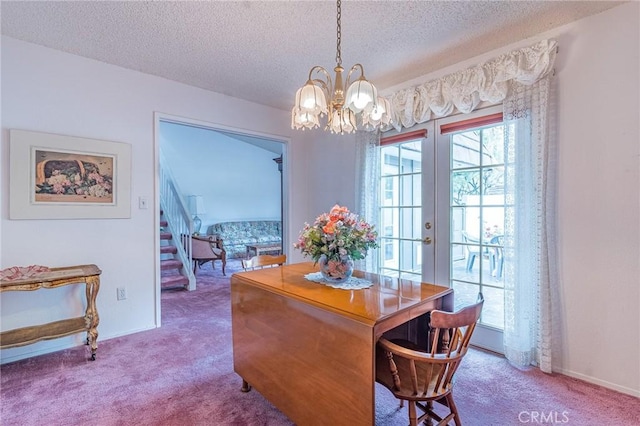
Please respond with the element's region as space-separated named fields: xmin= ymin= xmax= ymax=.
xmin=85 ymin=275 xmax=100 ymax=360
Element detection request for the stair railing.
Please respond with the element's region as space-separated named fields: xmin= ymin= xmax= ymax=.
xmin=159 ymin=149 xmax=196 ymax=291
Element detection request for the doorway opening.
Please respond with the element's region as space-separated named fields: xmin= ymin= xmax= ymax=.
xmin=154 ymin=113 xmax=289 ymax=325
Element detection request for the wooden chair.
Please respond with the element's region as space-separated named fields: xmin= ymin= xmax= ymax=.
xmin=189 ymin=235 xmax=226 ymax=276
xmin=241 ymin=254 xmax=286 ymax=271
xmin=376 ymin=294 xmax=484 ymax=426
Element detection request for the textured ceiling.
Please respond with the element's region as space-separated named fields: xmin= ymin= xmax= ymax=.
xmin=1 ymin=1 xmax=623 ymax=111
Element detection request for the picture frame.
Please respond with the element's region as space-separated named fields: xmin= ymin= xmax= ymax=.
xmin=9 ymin=129 xmax=132 ymax=219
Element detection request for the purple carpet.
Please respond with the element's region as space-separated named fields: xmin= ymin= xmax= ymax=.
xmin=1 ymin=259 xmax=638 ymax=425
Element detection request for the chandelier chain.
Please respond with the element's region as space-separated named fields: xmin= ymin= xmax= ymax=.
xmin=335 ymin=0 xmax=342 ymax=66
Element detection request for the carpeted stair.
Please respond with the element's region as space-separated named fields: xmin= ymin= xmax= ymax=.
xmin=160 ymin=217 xmax=189 ymax=289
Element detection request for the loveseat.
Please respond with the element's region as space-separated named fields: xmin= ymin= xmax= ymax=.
xmin=207 ymin=220 xmax=282 ymax=259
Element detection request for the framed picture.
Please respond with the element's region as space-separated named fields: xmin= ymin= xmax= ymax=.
xmin=9 ymin=129 xmax=132 ymax=219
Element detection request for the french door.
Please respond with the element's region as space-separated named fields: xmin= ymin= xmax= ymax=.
xmin=379 ymin=105 xmax=505 ymax=353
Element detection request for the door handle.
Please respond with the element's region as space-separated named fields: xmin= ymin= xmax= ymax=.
xmin=411 ymin=237 xmax=433 ymax=244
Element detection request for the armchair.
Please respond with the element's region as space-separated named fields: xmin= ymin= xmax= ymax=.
xmin=189 ymin=235 xmax=227 ymax=276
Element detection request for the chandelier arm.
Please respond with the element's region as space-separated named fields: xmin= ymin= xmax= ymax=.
xmin=307 ymin=65 xmax=330 ymax=81
xmin=307 ymin=66 xmax=333 ymax=97
xmin=313 ymin=66 xmax=334 ymax=88
xmin=308 ymin=65 xmax=329 ymax=79
xmin=312 ymin=79 xmax=332 ymax=99
xmin=344 ymin=63 xmax=365 ymax=88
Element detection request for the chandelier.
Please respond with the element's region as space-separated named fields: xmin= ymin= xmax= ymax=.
xmin=291 ymin=0 xmax=393 ymax=134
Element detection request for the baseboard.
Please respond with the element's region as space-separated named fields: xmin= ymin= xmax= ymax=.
xmin=465 ymin=346 xmax=639 ymax=398
xmin=554 ymin=367 xmax=640 ymax=398
xmin=1 ymin=340 xmax=77 ymax=364
xmin=469 ymin=343 xmax=504 ymax=357
xmin=0 ymin=325 xmax=157 ymax=365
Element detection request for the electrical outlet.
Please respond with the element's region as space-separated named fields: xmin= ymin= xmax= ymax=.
xmin=117 ymin=287 xmax=127 ymax=300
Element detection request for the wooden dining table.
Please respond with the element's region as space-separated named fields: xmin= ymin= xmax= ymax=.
xmin=230 ymin=262 xmax=453 ymax=426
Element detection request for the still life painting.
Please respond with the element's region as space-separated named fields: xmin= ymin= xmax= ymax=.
xmin=34 ymin=149 xmax=115 ymax=204
xmin=9 ymin=129 xmax=131 ymax=219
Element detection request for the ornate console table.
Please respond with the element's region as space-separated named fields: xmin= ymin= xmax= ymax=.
xmin=0 ymin=264 xmax=101 ymax=360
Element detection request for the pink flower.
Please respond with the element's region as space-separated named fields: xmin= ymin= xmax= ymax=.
xmin=89 ymin=172 xmax=104 ymax=184
xmin=329 ymin=204 xmax=349 ymax=221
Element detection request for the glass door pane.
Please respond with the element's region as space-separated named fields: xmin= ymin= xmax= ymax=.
xmin=449 ymin=126 xmax=505 ymax=329
xmin=435 ymin=106 xmax=506 ymax=353
xmin=379 ymin=140 xmax=424 ymax=282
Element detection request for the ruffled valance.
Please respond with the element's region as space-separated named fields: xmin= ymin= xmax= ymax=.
xmin=385 ymin=39 xmax=558 ymax=131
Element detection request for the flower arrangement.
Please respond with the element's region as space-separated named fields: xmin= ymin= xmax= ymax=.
xmin=36 ymin=162 xmax=112 ymax=198
xmin=294 ymin=204 xmax=378 ymax=263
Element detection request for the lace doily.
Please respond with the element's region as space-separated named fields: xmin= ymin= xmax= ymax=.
xmin=304 ymin=272 xmax=373 ymax=290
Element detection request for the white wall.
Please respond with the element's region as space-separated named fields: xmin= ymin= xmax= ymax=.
xmin=284 ymin=129 xmax=358 ymax=251
xmin=0 ymin=36 xmax=309 ymax=362
xmin=382 ymin=3 xmax=640 ymax=396
xmin=552 ymin=3 xmax=639 ymax=397
xmin=159 ymin=122 xmax=282 ymax=231
xmin=306 ymin=132 xmax=358 ymax=217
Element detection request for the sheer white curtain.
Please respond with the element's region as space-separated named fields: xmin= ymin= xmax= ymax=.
xmin=503 ymin=77 xmax=555 ymax=372
xmin=355 ymin=130 xmax=380 ymax=273
xmin=362 ymin=39 xmax=558 ymax=372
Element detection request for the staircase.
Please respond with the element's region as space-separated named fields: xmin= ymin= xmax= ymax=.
xmin=159 ymin=148 xmax=196 ymax=291
xmin=160 ymin=216 xmax=190 ymax=289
